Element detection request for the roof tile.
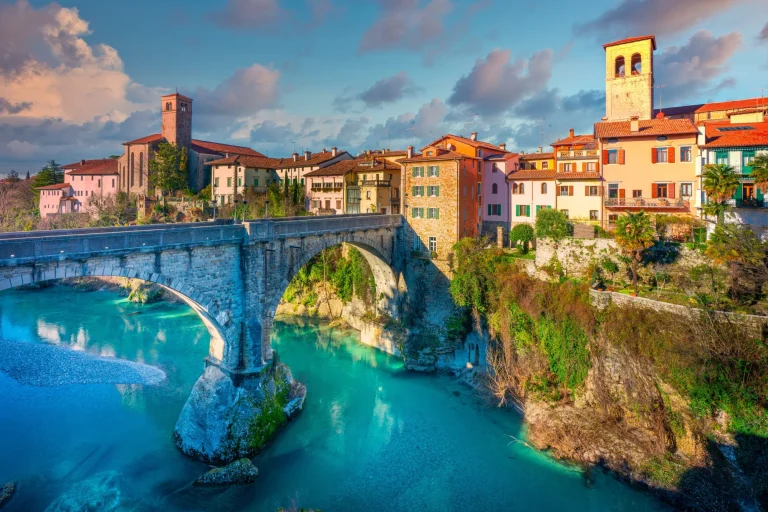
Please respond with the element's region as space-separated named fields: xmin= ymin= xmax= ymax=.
xmin=595 ymin=119 xmax=698 ymax=139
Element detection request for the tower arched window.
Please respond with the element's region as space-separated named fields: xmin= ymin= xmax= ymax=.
xmin=492 ymin=183 xmax=498 ymax=194
xmin=615 ymin=56 xmax=625 ymax=78
xmin=631 ymin=54 xmax=642 ymax=75
xmin=166 ymin=102 xmax=172 ymax=111
xmin=181 ymin=103 xmax=187 ymax=112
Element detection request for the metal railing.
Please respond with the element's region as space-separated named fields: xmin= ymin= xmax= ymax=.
xmin=359 ymin=180 xmax=391 ymax=187
xmin=729 ymin=198 xmax=765 ymax=208
xmin=604 ymin=197 xmax=690 ymax=209
xmin=557 ymin=149 xmax=599 ymax=159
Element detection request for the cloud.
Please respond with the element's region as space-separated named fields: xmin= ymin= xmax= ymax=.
xmin=359 ymin=0 xmax=453 ymax=53
xmin=760 ymin=23 xmax=768 ymax=41
xmin=576 ymin=0 xmax=745 ymax=40
xmin=655 ymin=30 xmax=743 ymax=103
xmin=193 ymin=64 xmax=281 ymax=118
xmin=210 ymin=0 xmax=287 ymax=30
xmin=359 ymin=72 xmax=422 ymax=109
xmin=362 ymin=98 xmax=449 ymax=149
xmin=307 ymin=0 xmax=338 ymax=25
xmin=447 ymin=49 xmax=553 ymax=116
xmin=0 ymin=98 xmax=32 ymax=115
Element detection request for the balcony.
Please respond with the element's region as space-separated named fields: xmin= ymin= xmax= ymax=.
xmin=557 ymin=149 xmax=599 ymax=160
xmin=390 ymin=196 xmax=401 ymax=205
xmin=360 ymin=179 xmax=391 ymax=187
xmin=604 ymin=197 xmax=690 ymax=209
xmin=310 ymin=183 xmax=343 ymax=192
xmin=729 ymin=198 xmax=765 ymax=208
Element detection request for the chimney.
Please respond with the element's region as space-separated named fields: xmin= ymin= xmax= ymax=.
xmin=332 ymin=147 xmax=338 ymax=157
xmin=499 ymin=143 xmax=506 ymax=151
xmin=569 ymin=128 xmax=574 ymax=138
xmin=470 ymin=132 xmax=478 ymax=141
xmin=407 ymin=145 xmax=414 ymax=159
xmin=304 ymin=150 xmax=311 ymax=161
xmin=322 ymin=147 xmax=327 ymax=153
xmin=537 ymin=146 xmax=543 ymax=154
xmin=292 ymin=153 xmax=298 ymax=162
xmin=630 ymin=115 xmax=640 ymax=133
xmin=80 ymin=159 xmax=86 ymax=165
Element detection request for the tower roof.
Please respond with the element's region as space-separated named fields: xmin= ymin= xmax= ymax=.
xmin=603 ymin=35 xmax=656 ymax=51
xmin=161 ymin=92 xmax=194 ymax=102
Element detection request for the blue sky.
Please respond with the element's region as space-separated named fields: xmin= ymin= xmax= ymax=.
xmin=1 ymin=0 xmax=767 ymax=174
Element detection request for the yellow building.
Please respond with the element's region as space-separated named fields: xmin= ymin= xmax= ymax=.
xmin=604 ymin=35 xmax=655 ymax=122
xmin=518 ymin=150 xmax=555 ymax=171
xmin=344 ymin=157 xmax=402 ymax=214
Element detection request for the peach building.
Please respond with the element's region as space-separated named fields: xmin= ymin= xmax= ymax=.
xmin=552 ymin=130 xmax=602 ymax=224
xmin=305 ymin=160 xmax=359 ymax=214
xmin=39 ymin=159 xmax=119 ymax=217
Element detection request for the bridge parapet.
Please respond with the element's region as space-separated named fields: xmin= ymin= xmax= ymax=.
xmin=242 ymin=214 xmax=402 ymax=242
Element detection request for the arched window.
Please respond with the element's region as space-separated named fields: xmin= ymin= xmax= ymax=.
xmin=615 ymin=56 xmax=625 ymax=77
xmin=631 ymin=54 xmax=642 ymax=75
xmin=130 ymin=153 xmax=135 ymax=187
xmin=520 ymin=183 xmax=525 ymax=194
xmin=541 ymin=182 xmax=547 ymax=194
xmin=139 ymin=152 xmax=143 ymax=186
xmin=166 ymin=102 xmax=172 ymax=111
xmin=181 ymin=103 xmax=187 ymax=112
xmin=512 ymin=183 xmax=519 ymax=194
xmin=492 ymin=183 xmax=498 ymax=194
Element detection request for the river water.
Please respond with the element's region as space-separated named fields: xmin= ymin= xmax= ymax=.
xmin=0 ymin=287 xmax=667 ymax=511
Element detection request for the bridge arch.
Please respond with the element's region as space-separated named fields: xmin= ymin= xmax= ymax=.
xmin=0 ymin=267 xmax=232 ymax=369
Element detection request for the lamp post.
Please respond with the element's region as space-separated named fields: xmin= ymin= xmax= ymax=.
xmin=265 ymin=199 xmax=270 ymax=219
xmin=210 ymin=199 xmax=217 ymax=221
xmin=242 ymin=199 xmax=248 ymax=223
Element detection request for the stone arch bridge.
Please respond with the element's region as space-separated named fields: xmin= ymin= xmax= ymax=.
xmin=0 ymin=214 xmax=405 ymax=462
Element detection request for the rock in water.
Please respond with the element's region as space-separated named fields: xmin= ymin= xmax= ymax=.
xmin=194 ymin=458 xmax=258 ymax=487
xmin=45 ymin=471 xmax=121 ymax=512
xmin=174 ymin=363 xmax=295 ymax=465
xmin=0 ymin=482 xmax=15 ymax=509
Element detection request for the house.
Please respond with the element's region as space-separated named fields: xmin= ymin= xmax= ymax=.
xmin=207 ymin=155 xmax=284 ymax=205
xmin=595 ymin=35 xmax=699 ymax=228
xmin=507 ymin=167 xmax=556 ymax=227
xmin=39 ymin=158 xmax=119 ymax=217
xmin=347 ymin=156 xmax=402 ymax=215
xmin=305 ymin=160 xmax=360 ymax=214
xmin=118 ymin=93 xmax=263 ymax=196
xmin=552 ymin=130 xmax=602 ymax=224
xmin=399 ymin=132 xmax=506 ymax=258
xmin=482 ymin=151 xmax=519 ymax=237
xmin=274 ymin=148 xmax=353 ymax=190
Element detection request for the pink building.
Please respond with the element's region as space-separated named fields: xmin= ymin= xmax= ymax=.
xmin=482 ymin=151 xmax=519 ymax=238
xmin=39 ymin=159 xmax=119 ymax=217
xmin=305 ymin=160 xmax=360 ymax=214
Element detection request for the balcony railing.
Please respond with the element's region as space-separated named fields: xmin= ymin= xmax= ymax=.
xmin=390 ymin=197 xmax=401 ymax=204
xmin=310 ymin=184 xmax=343 ymax=191
xmin=729 ymin=198 xmax=765 ymax=208
xmin=358 ymin=179 xmax=391 ymax=187
xmin=604 ymin=197 xmax=690 ymax=209
xmin=557 ymin=149 xmax=599 ymax=159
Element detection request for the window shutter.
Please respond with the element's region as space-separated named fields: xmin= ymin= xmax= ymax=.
xmin=526 ymin=205 xmax=531 ymax=217
xmin=435 ymin=167 xmax=440 ymax=177
xmin=618 ymin=149 xmax=625 ymax=165
xmin=412 ymin=186 xmax=417 ymax=196
xmin=651 ymin=184 xmax=658 ymax=198
xmin=582 ymin=162 xmax=587 ymax=172
xmin=536 ymin=205 xmax=541 ymax=212
xmin=488 ymin=204 xmax=492 ymax=216
xmin=651 ymin=148 xmax=658 ymax=164
xmin=515 ymin=205 xmax=520 ymax=216
xmin=435 ymin=209 xmax=439 ymax=219
xmin=585 ymin=186 xmax=589 ymax=196
xmin=412 ymin=168 xmax=417 ymax=177
xmin=668 ymin=147 xmax=675 ymax=163
xmin=669 ymin=183 xmax=676 ymax=199
xmin=568 ymin=186 xmax=574 ymax=196
xmin=435 ymin=186 xmax=439 ymax=196
xmin=619 ymin=189 xmax=626 ymax=199
xmin=560 ymin=163 xmax=565 ymax=172
xmin=602 ymin=149 xmax=609 ymax=163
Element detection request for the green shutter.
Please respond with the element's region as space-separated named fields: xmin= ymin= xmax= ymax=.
xmin=526 ymin=205 xmax=531 ymax=217
xmin=488 ymin=204 xmax=492 ymax=216
xmin=536 ymin=205 xmax=540 ymax=212
xmin=515 ymin=205 xmax=520 ymax=216
xmin=435 ymin=186 xmax=439 ymax=196
xmin=436 ymin=167 xmax=440 ymax=177
xmin=435 ymin=208 xmax=439 ymax=219
xmin=412 ymin=168 xmax=417 ymax=177
xmin=412 ymin=186 xmax=417 ymax=196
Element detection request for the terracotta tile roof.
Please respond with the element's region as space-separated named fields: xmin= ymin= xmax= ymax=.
xmin=400 ymin=149 xmax=471 ymax=163
xmin=191 ymin=140 xmax=263 ymax=157
xmin=37 ymin=182 xmax=71 ymax=190
xmin=275 ymin=150 xmax=348 ymax=169
xmin=701 ymin=121 xmax=768 ymax=149
xmin=696 ymin=97 xmax=768 ymax=114
xmin=603 ymin=35 xmax=656 ymax=50
xmin=304 ymin=159 xmax=362 ymax=177
xmin=508 ymin=169 xmax=557 ymax=180
xmin=551 ymin=134 xmax=595 ymax=147
xmin=425 ymin=134 xmax=508 ymax=152
xmin=555 ymin=172 xmax=601 ymax=181
xmin=519 ymin=152 xmax=554 ymax=160
xmin=64 ymin=158 xmax=119 ymax=176
xmin=123 ymin=133 xmax=165 ymax=145
xmin=594 ymin=119 xmax=698 ymax=139
xmin=485 ymin=152 xmax=519 ymax=161
xmin=654 ymin=105 xmax=703 ymax=118
xmin=206 ymin=155 xmax=283 ymax=168
xmin=161 ymin=92 xmax=194 ymax=102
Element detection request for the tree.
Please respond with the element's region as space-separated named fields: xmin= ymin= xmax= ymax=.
xmin=701 ymin=163 xmax=739 ymax=225
xmin=25 ymin=171 xmax=30 ymax=180
xmin=510 ymin=224 xmax=534 ymax=253
xmin=149 ymin=142 xmax=188 ymax=206
xmin=31 ymin=160 xmax=64 ymax=196
xmin=614 ymin=210 xmax=655 ymax=295
xmin=535 ymin=209 xmax=572 ymax=246
xmin=750 ymin=153 xmax=768 ymax=197
xmin=7 ymin=170 xmax=20 ymax=183
xmin=706 ymin=223 xmax=768 ymax=302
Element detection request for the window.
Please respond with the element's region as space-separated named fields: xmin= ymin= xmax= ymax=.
xmin=542 ymin=161 xmax=549 ymax=169
xmin=681 ymin=147 xmax=693 ymax=162
xmin=562 ymin=163 xmax=574 ymax=172
xmin=487 ymin=204 xmax=502 ymax=216
xmin=715 ymin=152 xmax=729 ymax=165
xmin=559 ymin=185 xmax=572 ymax=196
xmin=165 ymin=102 xmax=172 ymax=111
xmin=561 ymin=209 xmax=569 ymax=218
xmin=238 ymin=178 xmax=242 ymax=186
xmin=519 ymin=183 xmax=524 ymax=194
xmin=427 ymin=208 xmax=440 ymax=219
xmin=477 ymin=149 xmax=483 ymax=158
xmin=412 ymin=166 xmax=425 ymax=177
xmin=492 ymin=164 xmax=499 ymax=173
xmin=254 ymin=178 xmax=259 ymax=187
xmin=336 ymin=200 xmax=342 ymax=209
xmin=492 ymin=183 xmax=498 ymax=194
xmin=607 ymin=150 xmax=618 ymax=164
xmin=586 ymin=186 xmax=599 ymax=196
xmin=743 ymin=151 xmax=756 ymax=167
xmin=428 ymin=237 xmax=437 ymax=253
xmin=608 ymin=214 xmax=619 ymax=225
xmin=181 ymin=103 xmax=187 ymax=112
xmin=608 ymin=183 xmax=619 ymax=199
xmin=478 ymin=183 xmax=482 ymax=197
xmin=633 ymin=189 xmax=642 ymax=198
xmin=428 ymin=166 xmax=440 ymax=177
xmin=615 ymin=56 xmax=625 ymax=77
xmin=227 ymin=177 xmax=232 ymax=187
xmin=680 ymin=183 xmax=693 ymax=197
xmin=590 ymin=210 xmax=599 ymax=220
xmin=366 ymin=191 xmax=371 ymax=199
xmin=411 ymin=186 xmax=424 ymax=196
xmin=631 ymin=53 xmax=642 ymax=75
xmin=411 ymin=207 xmax=424 ymax=218
xmin=530 ymin=162 xmax=537 ymax=170
xmin=413 ymin=235 xmax=422 ymax=251
xmin=656 ymin=183 xmax=668 ymax=198
xmin=656 ymin=148 xmax=668 ymax=163
xmin=513 ymin=183 xmax=519 ymax=194
xmin=313 ymin=200 xmax=319 ymax=209
xmin=586 ymin=162 xmax=597 ymax=172
xmin=541 ymin=183 xmax=547 ymax=194
xmin=427 ymin=186 xmax=440 ymax=197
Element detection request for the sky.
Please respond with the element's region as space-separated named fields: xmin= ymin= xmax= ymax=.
xmin=1 ymin=0 xmax=767 ymax=175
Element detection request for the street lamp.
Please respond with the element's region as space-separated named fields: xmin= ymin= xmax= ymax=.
xmin=242 ymin=199 xmax=248 ymax=222
xmin=210 ymin=199 xmax=218 ymax=221
xmin=265 ymin=199 xmax=270 ymax=219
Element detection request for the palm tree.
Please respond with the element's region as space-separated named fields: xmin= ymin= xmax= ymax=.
xmin=750 ymin=153 xmax=768 ymax=197
xmin=614 ymin=210 xmax=656 ymax=296
xmin=701 ymin=163 xmax=740 ymax=225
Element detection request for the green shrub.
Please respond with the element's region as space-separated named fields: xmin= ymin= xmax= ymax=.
xmin=510 ymin=224 xmax=535 ymax=254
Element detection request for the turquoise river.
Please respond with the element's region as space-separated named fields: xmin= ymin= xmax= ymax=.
xmin=0 ymin=286 xmax=668 ymax=511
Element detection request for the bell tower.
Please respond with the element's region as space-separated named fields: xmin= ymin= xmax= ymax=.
xmin=161 ymin=93 xmax=193 ymax=150
xmin=603 ymin=35 xmax=656 ymax=122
